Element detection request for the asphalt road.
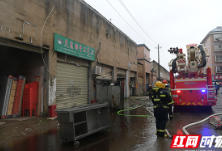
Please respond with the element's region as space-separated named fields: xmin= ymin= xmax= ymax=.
xmin=0 ymin=95 xmax=222 ymax=151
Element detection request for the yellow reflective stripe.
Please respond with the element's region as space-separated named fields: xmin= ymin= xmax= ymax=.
xmin=160 ymin=95 xmax=166 ymax=97
xmin=170 ymin=115 xmax=173 ymax=117
xmin=154 ymin=106 xmax=157 ymax=108
xmin=198 ymin=103 xmax=202 ymax=106
xmin=154 ymin=99 xmax=160 ymax=101
xmin=152 ymin=96 xmax=154 ymax=98
xmin=163 ymin=106 xmax=169 ymax=108
xmin=181 ymin=102 xmax=185 ymax=105
xmin=157 ymin=129 xmax=165 ymax=132
xmin=187 ymin=103 xmax=191 ymax=105
xmin=153 ymin=88 xmax=159 ymax=90
xmin=168 ymin=101 xmax=174 ymax=105
xmin=193 ymin=103 xmax=196 ymax=105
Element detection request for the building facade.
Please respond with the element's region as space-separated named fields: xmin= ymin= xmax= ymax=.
xmin=149 ymin=60 xmax=170 ymax=86
xmin=137 ymin=44 xmax=151 ymax=95
xmin=0 ymin=0 xmax=138 ymax=116
xmin=201 ymin=26 xmax=222 ymax=82
xmin=137 ymin=44 xmax=170 ymax=93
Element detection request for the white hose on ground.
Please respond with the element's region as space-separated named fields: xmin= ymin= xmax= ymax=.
xmin=146 ymin=107 xmax=172 ymax=138
xmin=182 ymin=112 xmax=222 ymax=135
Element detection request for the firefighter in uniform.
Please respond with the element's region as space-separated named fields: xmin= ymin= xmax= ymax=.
xmin=162 ymin=79 xmax=174 ymax=120
xmin=148 ymin=85 xmax=153 ymax=99
xmin=165 ymin=84 xmax=174 ymax=120
xmin=152 ymin=81 xmax=172 ymax=138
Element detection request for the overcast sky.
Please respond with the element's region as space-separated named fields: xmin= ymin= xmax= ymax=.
xmin=84 ymin=0 xmax=221 ymax=70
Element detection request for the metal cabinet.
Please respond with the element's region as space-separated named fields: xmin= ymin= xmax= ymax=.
xmin=56 ymin=102 xmax=109 ymax=145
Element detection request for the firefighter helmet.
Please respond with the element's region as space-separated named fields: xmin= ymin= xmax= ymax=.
xmin=155 ymin=81 xmax=165 ymax=89
xmin=162 ymin=79 xmax=167 ymax=84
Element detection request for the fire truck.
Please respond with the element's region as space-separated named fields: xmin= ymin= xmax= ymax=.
xmin=168 ymin=44 xmax=217 ymax=107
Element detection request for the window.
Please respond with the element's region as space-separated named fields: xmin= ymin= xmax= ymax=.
xmin=215 ymin=55 xmax=222 ymax=62
xmin=216 ymin=66 xmax=222 ymax=73
xmin=214 ymin=44 xmax=222 ymax=52
xmin=214 ymin=34 xmax=222 ymax=41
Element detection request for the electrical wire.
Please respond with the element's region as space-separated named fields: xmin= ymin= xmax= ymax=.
xmin=51 ymin=1 xmax=170 ymax=69
xmin=119 ymin=0 xmax=157 ymax=44
xmin=106 ymin=0 xmax=153 ymax=47
xmin=40 ymin=5 xmax=55 ymax=74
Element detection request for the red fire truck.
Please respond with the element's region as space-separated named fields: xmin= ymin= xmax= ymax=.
xmin=168 ymin=44 xmax=217 ymax=107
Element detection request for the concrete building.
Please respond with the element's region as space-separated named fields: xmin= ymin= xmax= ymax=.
xmin=0 ymin=0 xmax=138 ymax=116
xmin=137 ymin=44 xmax=170 ymax=94
xmin=137 ymin=44 xmax=151 ymax=95
xmin=149 ymin=60 xmax=170 ymax=86
xmin=201 ymin=26 xmax=222 ymax=82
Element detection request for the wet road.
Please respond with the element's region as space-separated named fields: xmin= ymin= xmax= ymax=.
xmin=0 ymin=95 xmax=222 ymax=151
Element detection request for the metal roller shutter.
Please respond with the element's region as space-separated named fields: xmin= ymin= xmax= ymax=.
xmin=96 ymin=65 xmax=112 ymax=80
xmin=56 ymin=62 xmax=88 ymax=109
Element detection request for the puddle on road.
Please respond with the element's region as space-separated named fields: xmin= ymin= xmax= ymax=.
xmin=0 ymin=103 xmax=159 ymax=151
xmin=0 ymin=98 xmax=219 ymax=151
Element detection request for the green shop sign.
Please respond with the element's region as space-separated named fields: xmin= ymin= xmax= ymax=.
xmin=54 ymin=33 xmax=95 ymax=61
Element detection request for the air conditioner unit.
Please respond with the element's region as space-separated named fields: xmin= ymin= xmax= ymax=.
xmin=93 ymin=66 xmax=102 ymax=75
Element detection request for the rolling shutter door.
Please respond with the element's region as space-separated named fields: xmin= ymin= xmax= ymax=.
xmin=96 ymin=65 xmax=112 ymax=80
xmin=56 ymin=62 xmax=88 ymax=109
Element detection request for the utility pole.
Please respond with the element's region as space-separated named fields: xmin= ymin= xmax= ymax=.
xmin=155 ymin=44 xmax=162 ymax=80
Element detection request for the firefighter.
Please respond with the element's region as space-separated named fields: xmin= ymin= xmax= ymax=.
xmin=162 ymin=80 xmax=174 ymax=120
xmin=165 ymin=84 xmax=174 ymax=120
xmin=152 ymin=81 xmax=172 ymax=138
xmin=148 ymin=85 xmax=153 ymax=100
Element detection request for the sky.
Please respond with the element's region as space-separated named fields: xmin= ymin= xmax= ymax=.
xmin=83 ymin=0 xmax=222 ymax=70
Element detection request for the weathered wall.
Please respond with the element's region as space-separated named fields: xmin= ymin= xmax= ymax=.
xmin=137 ymin=45 xmax=151 ymax=94
xmin=150 ymin=60 xmax=170 ymax=82
xmin=137 ymin=63 xmax=143 ymax=95
xmin=137 ymin=46 xmax=144 ymax=59
xmin=0 ymin=0 xmax=138 ymax=104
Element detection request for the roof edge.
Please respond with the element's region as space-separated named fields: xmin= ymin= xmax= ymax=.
xmin=137 ymin=44 xmax=150 ymax=51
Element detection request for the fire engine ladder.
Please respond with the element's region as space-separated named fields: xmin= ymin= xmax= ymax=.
xmin=207 ymin=85 xmax=216 ymax=101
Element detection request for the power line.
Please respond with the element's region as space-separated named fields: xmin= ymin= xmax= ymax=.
xmin=51 ymin=0 xmax=154 ymax=47
xmin=119 ymin=0 xmax=157 ymax=44
xmin=106 ymin=0 xmax=154 ymax=47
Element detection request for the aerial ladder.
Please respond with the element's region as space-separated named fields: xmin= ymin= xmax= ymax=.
xmin=168 ymin=44 xmax=216 ymax=107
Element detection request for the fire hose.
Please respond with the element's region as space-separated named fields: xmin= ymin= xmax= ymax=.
xmin=117 ymin=98 xmax=172 ymax=138
xmin=182 ymin=113 xmax=222 ymax=135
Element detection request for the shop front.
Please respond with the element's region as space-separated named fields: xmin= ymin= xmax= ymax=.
xmin=54 ymin=33 xmax=95 ymax=110
xmin=0 ymin=38 xmax=47 ymax=118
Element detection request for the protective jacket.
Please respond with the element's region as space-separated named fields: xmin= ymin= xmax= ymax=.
xmin=152 ymin=87 xmax=171 ymax=109
xmin=151 ymin=87 xmax=172 ymax=137
xmin=165 ymin=87 xmax=174 ymax=106
xmin=165 ymin=86 xmax=174 ymax=120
